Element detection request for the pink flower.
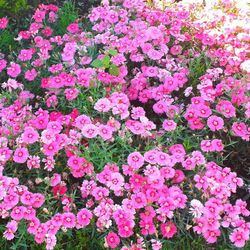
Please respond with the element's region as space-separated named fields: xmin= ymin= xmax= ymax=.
xmin=207 ymin=115 xmax=224 ymax=132
xmin=82 ymin=124 xmax=98 ymax=138
xmin=106 ymin=232 xmax=120 ymax=249
xmin=144 ymin=150 xmax=158 ymax=164
xmin=50 ymin=173 xmax=61 ymax=187
xmin=162 ymin=119 xmax=177 ymax=131
xmin=32 ymin=193 xmax=45 ymax=208
xmin=10 ymin=206 xmax=25 ymax=221
xmin=22 ymin=127 xmax=39 ymax=144
xmin=64 ymin=88 xmax=79 ymax=101
xmin=77 ymin=208 xmax=92 ymax=228
xmin=18 ymin=49 xmax=33 ymax=61
xmin=98 ymin=125 xmax=113 ymax=140
xmin=20 ymin=191 xmax=34 ymax=206
xmin=33 ymin=9 xmax=46 ymax=22
xmin=27 ymin=156 xmax=40 ymax=169
xmin=107 ymin=10 xmax=119 ymax=23
xmin=0 ymin=59 xmax=7 ymax=72
xmin=232 ymin=122 xmax=248 ymax=139
xmin=45 ymin=234 xmax=57 ymax=250
xmin=147 ymin=49 xmax=164 ymax=60
xmin=170 ymin=45 xmax=182 ymax=55
xmin=216 ymin=100 xmax=236 ymax=118
xmin=7 ymin=63 xmax=21 ymax=78
xmin=172 ymin=170 xmax=185 ymax=183
xmin=13 ymin=148 xmax=29 ymax=163
xmin=74 ymin=114 xmax=92 ymax=129
xmin=160 ymin=222 xmax=177 ymax=238
xmin=24 ymin=69 xmax=37 ymax=81
xmin=127 ymin=152 xmax=144 ymax=169
xmin=107 ymin=172 xmax=124 ymax=191
xmin=67 ymin=23 xmax=79 ymax=33
xmin=43 ymin=142 xmax=59 ymax=156
xmin=118 ymin=220 xmax=134 ymax=238
xmin=203 ymin=229 xmax=221 ymax=243
xmin=131 ymin=107 xmax=145 ymax=120
xmin=126 ymin=120 xmax=145 ymax=135
xmin=131 ymin=192 xmax=147 ymax=209
xmin=0 ymin=17 xmax=8 ymax=29
xmin=182 ymin=157 xmax=196 ymax=170
xmin=211 ymin=139 xmax=224 ymax=152
xmin=62 ymin=212 xmax=76 ymax=228
xmin=3 ymin=220 xmax=18 ymax=240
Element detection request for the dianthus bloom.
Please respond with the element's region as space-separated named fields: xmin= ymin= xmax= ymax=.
xmin=162 ymin=119 xmax=177 ymax=131
xmin=3 ymin=220 xmax=18 ymax=240
xmin=229 ymin=229 xmax=249 ymax=248
xmin=0 ymin=17 xmax=8 ymax=29
xmin=7 ymin=63 xmax=21 ymax=78
xmin=76 ymin=208 xmax=92 ymax=228
xmin=105 ymin=232 xmax=120 ymax=249
xmin=62 ymin=212 xmax=76 ymax=228
xmin=82 ymin=124 xmax=98 ymax=138
xmin=207 ymin=115 xmax=224 ymax=131
xmin=127 ymin=152 xmax=144 ymax=169
xmin=94 ymin=98 xmax=112 ymax=112
xmin=22 ymin=127 xmax=39 ymax=144
xmin=67 ymin=23 xmax=79 ymax=33
xmin=160 ymin=222 xmax=177 ymax=238
xmin=13 ymin=148 xmax=29 ymax=163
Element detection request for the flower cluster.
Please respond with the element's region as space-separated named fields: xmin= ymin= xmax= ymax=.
xmin=0 ymin=0 xmax=249 ymax=249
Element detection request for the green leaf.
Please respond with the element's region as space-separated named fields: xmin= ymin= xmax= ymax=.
xmin=108 ymin=49 xmax=118 ymax=56
xmin=91 ymin=59 xmax=103 ymax=68
xmin=109 ymin=64 xmax=119 ymax=76
xmin=102 ymin=55 xmax=110 ymax=68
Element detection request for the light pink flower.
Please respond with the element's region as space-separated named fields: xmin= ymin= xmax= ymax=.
xmin=127 ymin=152 xmax=144 ymax=169
xmin=82 ymin=124 xmax=98 ymax=139
xmin=3 ymin=220 xmax=18 ymax=240
xmin=162 ymin=119 xmax=177 ymax=131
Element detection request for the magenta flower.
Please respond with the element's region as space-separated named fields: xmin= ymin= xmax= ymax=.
xmin=22 ymin=127 xmax=39 ymax=144
xmin=76 ymin=208 xmax=92 ymax=228
xmin=207 ymin=115 xmax=224 ymax=132
xmin=13 ymin=148 xmax=29 ymax=163
xmin=62 ymin=212 xmax=76 ymax=229
xmin=0 ymin=17 xmax=8 ymax=29
xmin=160 ymin=222 xmax=177 ymax=239
xmin=7 ymin=62 xmax=21 ymax=78
xmin=105 ymin=232 xmax=120 ymax=249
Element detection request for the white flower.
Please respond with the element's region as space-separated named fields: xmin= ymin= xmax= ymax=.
xmin=189 ymin=199 xmax=204 ymax=218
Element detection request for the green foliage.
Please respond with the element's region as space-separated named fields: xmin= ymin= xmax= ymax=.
xmin=187 ymin=53 xmax=212 ymax=89
xmin=0 ymin=0 xmax=29 ymax=16
xmin=91 ymin=50 xmax=120 ymax=76
xmin=0 ymin=29 xmax=17 ymax=53
xmin=55 ymin=1 xmax=78 ymax=36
